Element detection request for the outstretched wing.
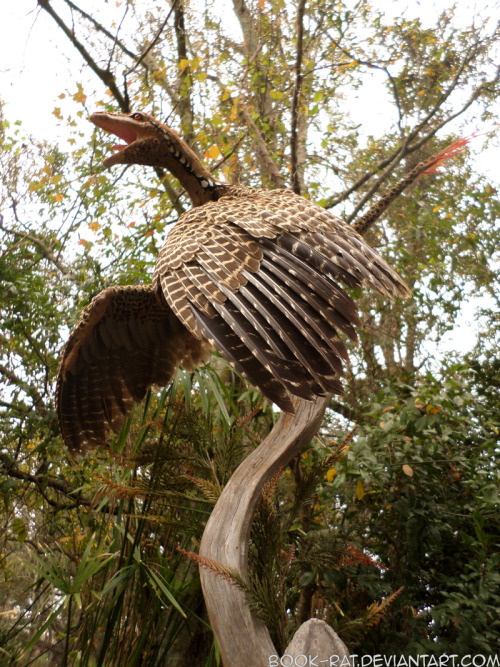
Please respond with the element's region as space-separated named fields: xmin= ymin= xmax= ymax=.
xmin=56 ymin=285 xmax=209 ymax=455
xmin=153 ymin=186 xmax=410 ymax=413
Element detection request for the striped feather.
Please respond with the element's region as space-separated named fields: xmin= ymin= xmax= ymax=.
xmin=191 ymin=305 xmax=296 ymax=412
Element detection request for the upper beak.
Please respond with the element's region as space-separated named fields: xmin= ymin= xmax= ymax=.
xmin=90 ymin=112 xmax=138 ymax=166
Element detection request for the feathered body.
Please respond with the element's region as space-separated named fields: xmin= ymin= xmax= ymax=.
xmin=56 ymin=111 xmax=431 ymax=455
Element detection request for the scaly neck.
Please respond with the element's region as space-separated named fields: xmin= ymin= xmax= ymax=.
xmin=91 ymin=111 xmax=228 ymax=207
xmin=144 ymin=120 xmax=224 ymax=206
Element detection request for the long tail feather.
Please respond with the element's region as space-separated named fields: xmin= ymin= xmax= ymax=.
xmin=353 ymin=136 xmax=471 ymax=236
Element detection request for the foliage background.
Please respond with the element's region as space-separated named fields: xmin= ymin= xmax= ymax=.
xmin=0 ymin=0 xmax=498 ymax=664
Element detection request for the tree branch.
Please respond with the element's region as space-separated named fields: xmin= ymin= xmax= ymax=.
xmin=232 ymin=0 xmax=259 ymax=56
xmin=0 ymin=460 xmax=114 ymax=513
xmin=37 ymin=0 xmax=128 ymax=111
xmin=173 ymin=1 xmax=194 ymax=144
xmin=125 ymin=0 xmax=178 ymax=76
xmin=1 ymin=211 xmax=71 ymax=278
xmin=61 ymin=0 xmax=137 ymax=62
xmin=323 ymin=41 xmax=498 ymax=216
xmin=0 ymin=364 xmax=49 ymax=416
xmin=239 ymin=106 xmax=286 ymax=188
xmin=347 ymin=64 xmax=500 ymax=226
xmin=291 ymin=0 xmax=307 ymax=195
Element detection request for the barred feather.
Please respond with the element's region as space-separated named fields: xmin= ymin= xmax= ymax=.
xmin=56 ymin=112 xmax=413 ymax=454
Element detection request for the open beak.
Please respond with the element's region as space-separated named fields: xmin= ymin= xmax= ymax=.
xmin=90 ymin=112 xmax=139 ymax=167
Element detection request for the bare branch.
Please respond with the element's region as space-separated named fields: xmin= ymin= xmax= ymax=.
xmin=291 ymin=0 xmax=307 ymax=195
xmin=200 ymin=396 xmax=330 ymax=665
xmin=61 ymin=0 xmax=137 ymax=61
xmin=0 ymin=210 xmax=71 ymax=278
xmin=239 ymin=106 xmax=286 ymax=188
xmin=37 ymin=0 xmax=128 ymax=111
xmin=125 ymin=0 xmax=178 ymax=76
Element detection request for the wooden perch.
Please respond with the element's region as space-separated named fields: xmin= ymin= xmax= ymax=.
xmin=199 ymin=395 xmax=345 ymax=666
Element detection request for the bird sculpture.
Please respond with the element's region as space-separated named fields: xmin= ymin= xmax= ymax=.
xmin=56 ymin=111 xmax=464 ymax=455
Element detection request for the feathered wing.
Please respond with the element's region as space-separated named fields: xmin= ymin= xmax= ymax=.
xmin=153 ymin=186 xmax=411 ymax=413
xmin=56 ymin=285 xmax=209 ymax=455
xmin=57 ymin=187 xmax=410 ymax=453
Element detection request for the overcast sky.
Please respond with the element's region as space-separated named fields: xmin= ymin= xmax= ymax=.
xmin=1 ymin=1 xmax=498 ymax=357
xmin=2 ymin=0 xmax=498 ymax=143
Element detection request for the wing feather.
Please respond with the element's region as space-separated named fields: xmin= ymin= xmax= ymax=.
xmin=56 ymin=285 xmax=208 ymax=455
xmin=190 ymin=305 xmax=295 ymax=412
xmin=58 ymin=184 xmax=411 ymax=454
xmin=156 ymin=188 xmax=393 ymax=403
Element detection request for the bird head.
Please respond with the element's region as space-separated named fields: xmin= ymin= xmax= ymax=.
xmin=90 ymin=111 xmax=191 ymax=168
xmin=90 ymin=111 xmax=225 ymax=204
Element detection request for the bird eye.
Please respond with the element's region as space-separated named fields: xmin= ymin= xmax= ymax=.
xmin=131 ymin=112 xmax=143 ymax=121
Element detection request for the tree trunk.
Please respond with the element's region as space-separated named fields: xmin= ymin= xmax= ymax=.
xmin=199 ymin=396 xmax=330 ymax=666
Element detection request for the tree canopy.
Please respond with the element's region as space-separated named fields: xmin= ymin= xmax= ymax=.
xmin=0 ymin=1 xmax=498 ymax=664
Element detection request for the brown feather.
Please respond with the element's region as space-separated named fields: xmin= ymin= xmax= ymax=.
xmin=56 ymin=112 xmax=412 ymax=454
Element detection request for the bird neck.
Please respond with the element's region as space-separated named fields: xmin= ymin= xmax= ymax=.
xmin=147 ymin=121 xmax=224 ymax=206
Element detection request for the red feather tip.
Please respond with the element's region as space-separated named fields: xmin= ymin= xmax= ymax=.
xmin=421 ymin=137 xmax=471 ymax=175
xmin=421 ymin=125 xmax=498 ymax=176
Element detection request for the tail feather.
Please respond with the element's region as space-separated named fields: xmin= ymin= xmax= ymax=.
xmin=353 ymin=135 xmax=472 ymax=236
xmin=420 ymin=137 xmax=470 ymax=175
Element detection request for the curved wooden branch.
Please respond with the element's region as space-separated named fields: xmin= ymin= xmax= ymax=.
xmin=199 ymin=395 xmax=330 ymax=666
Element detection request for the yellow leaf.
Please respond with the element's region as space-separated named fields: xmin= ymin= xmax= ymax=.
xmin=402 ymin=464 xmax=414 ymax=477
xmin=89 ymin=222 xmax=100 ymax=233
xmin=356 ymin=478 xmax=365 ymax=500
xmin=78 ymin=239 xmax=88 ymax=246
xmin=230 ymin=104 xmax=238 ymax=121
xmin=205 ymin=145 xmax=221 ymax=161
xmin=54 ymin=193 xmax=64 ymax=203
xmin=73 ymin=85 xmax=87 ymax=105
xmin=326 ymin=467 xmax=337 ymax=482
xmin=433 ymin=205 xmax=440 ymax=212
xmin=52 ymin=107 xmax=63 ymax=120
xmin=270 ymin=89 xmax=284 ymax=100
xmin=179 ymin=58 xmax=190 ymax=71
